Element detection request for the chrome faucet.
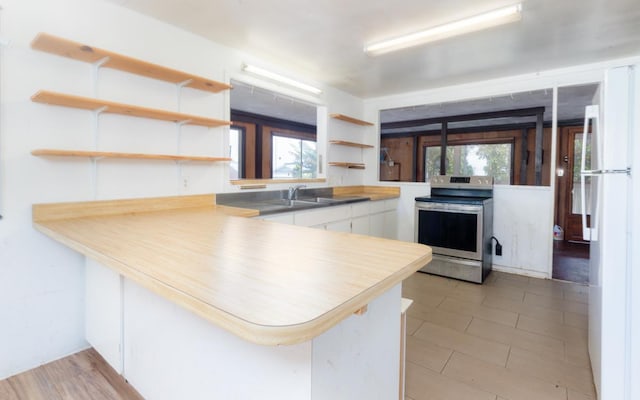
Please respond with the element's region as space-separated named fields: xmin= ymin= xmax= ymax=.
xmin=288 ymin=184 xmax=307 ymax=201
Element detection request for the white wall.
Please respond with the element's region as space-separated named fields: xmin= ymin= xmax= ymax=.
xmin=491 ymin=185 xmax=553 ymax=277
xmin=0 ymin=0 xmax=364 ymax=379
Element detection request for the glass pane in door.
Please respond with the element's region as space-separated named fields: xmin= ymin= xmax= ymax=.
xmin=571 ymin=133 xmax=592 ymax=215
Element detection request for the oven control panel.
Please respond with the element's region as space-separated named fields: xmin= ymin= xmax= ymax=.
xmin=430 ymin=175 xmax=493 ymax=189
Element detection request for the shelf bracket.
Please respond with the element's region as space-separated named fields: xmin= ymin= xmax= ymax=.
xmin=94 ymin=56 xmax=110 ymax=69
xmin=92 ymin=106 xmax=107 ymax=150
xmin=89 ymin=157 xmax=104 ymax=200
xmin=177 ymin=79 xmax=193 ymax=88
xmin=93 ymin=105 xmax=108 ymax=115
xmin=176 ymin=79 xmax=193 ymax=112
xmin=91 ymin=56 xmax=110 ymax=97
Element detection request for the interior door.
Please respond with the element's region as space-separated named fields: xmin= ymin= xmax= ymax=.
xmin=563 ymin=126 xmax=591 ymax=242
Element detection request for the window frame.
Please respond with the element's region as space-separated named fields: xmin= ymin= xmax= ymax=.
xmin=229 ymin=125 xmax=245 ymax=180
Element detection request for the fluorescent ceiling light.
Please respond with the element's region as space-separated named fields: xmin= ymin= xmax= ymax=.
xmin=242 ymin=64 xmax=322 ymax=95
xmin=365 ymin=3 xmax=522 ymax=55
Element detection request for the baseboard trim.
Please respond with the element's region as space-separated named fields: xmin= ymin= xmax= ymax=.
xmin=492 ymin=264 xmax=550 ymax=279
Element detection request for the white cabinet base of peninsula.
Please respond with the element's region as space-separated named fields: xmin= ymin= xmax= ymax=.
xmin=84 ymin=260 xmax=403 ymax=400
xmin=85 ymin=259 xmax=123 ymax=374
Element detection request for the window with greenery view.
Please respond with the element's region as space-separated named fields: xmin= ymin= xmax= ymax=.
xmin=425 ymin=143 xmax=513 ymax=184
xmin=272 ymin=135 xmax=317 ymax=179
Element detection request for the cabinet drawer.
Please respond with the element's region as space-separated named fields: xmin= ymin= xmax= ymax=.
xmin=351 ymin=202 xmax=370 ymax=218
xmin=294 ymin=205 xmax=350 ymax=227
xmin=258 ymin=213 xmax=295 ymax=224
xmin=370 ymin=200 xmax=386 ymax=214
xmin=384 ymin=199 xmax=398 ymax=211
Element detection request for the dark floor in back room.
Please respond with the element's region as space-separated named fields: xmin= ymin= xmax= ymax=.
xmin=552 ymin=240 xmax=590 ymax=284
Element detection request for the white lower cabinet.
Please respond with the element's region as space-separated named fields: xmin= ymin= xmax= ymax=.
xmin=254 ymin=199 xmax=398 ymax=239
xmin=369 ymin=212 xmax=385 ymax=238
xmin=85 ymin=258 xmax=123 ymax=374
xmin=351 ymin=215 xmax=370 ymax=235
xmin=370 ymin=199 xmax=398 ymax=239
xmin=86 ymin=261 xmax=403 ymax=400
xmin=383 ymin=209 xmax=398 ymax=239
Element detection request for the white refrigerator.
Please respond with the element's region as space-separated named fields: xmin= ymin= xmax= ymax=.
xmin=582 ymin=65 xmax=639 ymax=400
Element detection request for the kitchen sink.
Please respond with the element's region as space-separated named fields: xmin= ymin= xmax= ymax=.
xmin=297 ymin=197 xmax=342 ymax=204
xmin=226 ymin=195 xmax=371 ymax=215
xmin=297 ymin=196 xmax=369 ymax=204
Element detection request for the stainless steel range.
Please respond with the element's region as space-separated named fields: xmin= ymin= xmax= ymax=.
xmin=415 ymin=175 xmax=494 ymax=283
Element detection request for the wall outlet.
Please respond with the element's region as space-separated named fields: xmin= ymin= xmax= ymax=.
xmin=183 ymin=176 xmax=189 ymax=189
xmin=495 ymin=243 xmax=503 ymax=256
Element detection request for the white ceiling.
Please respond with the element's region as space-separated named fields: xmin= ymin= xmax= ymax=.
xmin=108 ymin=0 xmax=640 ymax=98
xmin=230 ymin=80 xmax=318 ymax=125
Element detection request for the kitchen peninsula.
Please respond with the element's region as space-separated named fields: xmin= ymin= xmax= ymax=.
xmin=32 ymin=191 xmax=431 ymax=400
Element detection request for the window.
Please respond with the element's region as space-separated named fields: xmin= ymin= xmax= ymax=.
xmin=229 ymin=127 xmax=243 ymax=180
xmin=230 ymin=111 xmax=316 ymax=180
xmin=425 ymin=143 xmax=513 ymax=184
xmin=272 ymin=134 xmax=317 ymax=178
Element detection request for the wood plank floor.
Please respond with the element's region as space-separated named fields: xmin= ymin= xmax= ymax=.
xmin=403 ymin=270 xmax=594 ymax=400
xmin=0 ymin=348 xmax=143 ymax=400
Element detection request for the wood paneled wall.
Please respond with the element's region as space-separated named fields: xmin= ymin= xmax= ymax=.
xmin=381 ymin=126 xmax=556 ymax=186
xmin=380 ymin=137 xmax=414 ymax=181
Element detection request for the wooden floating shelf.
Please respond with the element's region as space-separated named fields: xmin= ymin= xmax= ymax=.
xmin=31 ymin=32 xmax=232 ymax=93
xmin=31 ymin=90 xmax=231 ymax=128
xmin=328 ymin=162 xmax=366 ymax=169
xmin=32 ymin=149 xmax=231 ymax=163
xmin=330 ymin=114 xmax=374 ymax=126
xmin=329 ymin=140 xmax=374 ymax=149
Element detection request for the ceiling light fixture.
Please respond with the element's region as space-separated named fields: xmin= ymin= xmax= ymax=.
xmin=242 ymin=64 xmax=323 ymax=95
xmin=364 ymin=3 xmax=523 ymax=56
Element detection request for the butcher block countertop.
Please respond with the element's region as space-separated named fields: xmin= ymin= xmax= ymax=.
xmin=332 ymin=185 xmax=400 ymax=201
xmin=33 ymin=193 xmax=431 ymax=346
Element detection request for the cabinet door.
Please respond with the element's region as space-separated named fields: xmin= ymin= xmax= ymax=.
xmin=383 ymin=210 xmax=398 ymax=240
xmin=326 ymin=219 xmax=351 ymax=233
xmin=351 ymin=215 xmax=369 ymax=235
xmin=370 ymin=213 xmax=385 ymax=238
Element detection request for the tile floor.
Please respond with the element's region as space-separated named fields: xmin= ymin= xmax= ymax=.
xmin=402 ymin=271 xmax=594 ymax=400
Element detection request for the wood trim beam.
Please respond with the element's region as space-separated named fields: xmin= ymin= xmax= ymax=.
xmin=381 ymin=106 xmax=546 ymax=130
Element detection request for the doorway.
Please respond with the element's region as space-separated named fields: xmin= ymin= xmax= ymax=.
xmin=552 ymin=84 xmax=599 ymax=283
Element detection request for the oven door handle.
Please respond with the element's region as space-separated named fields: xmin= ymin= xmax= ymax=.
xmin=415 ymin=202 xmax=483 ymax=213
